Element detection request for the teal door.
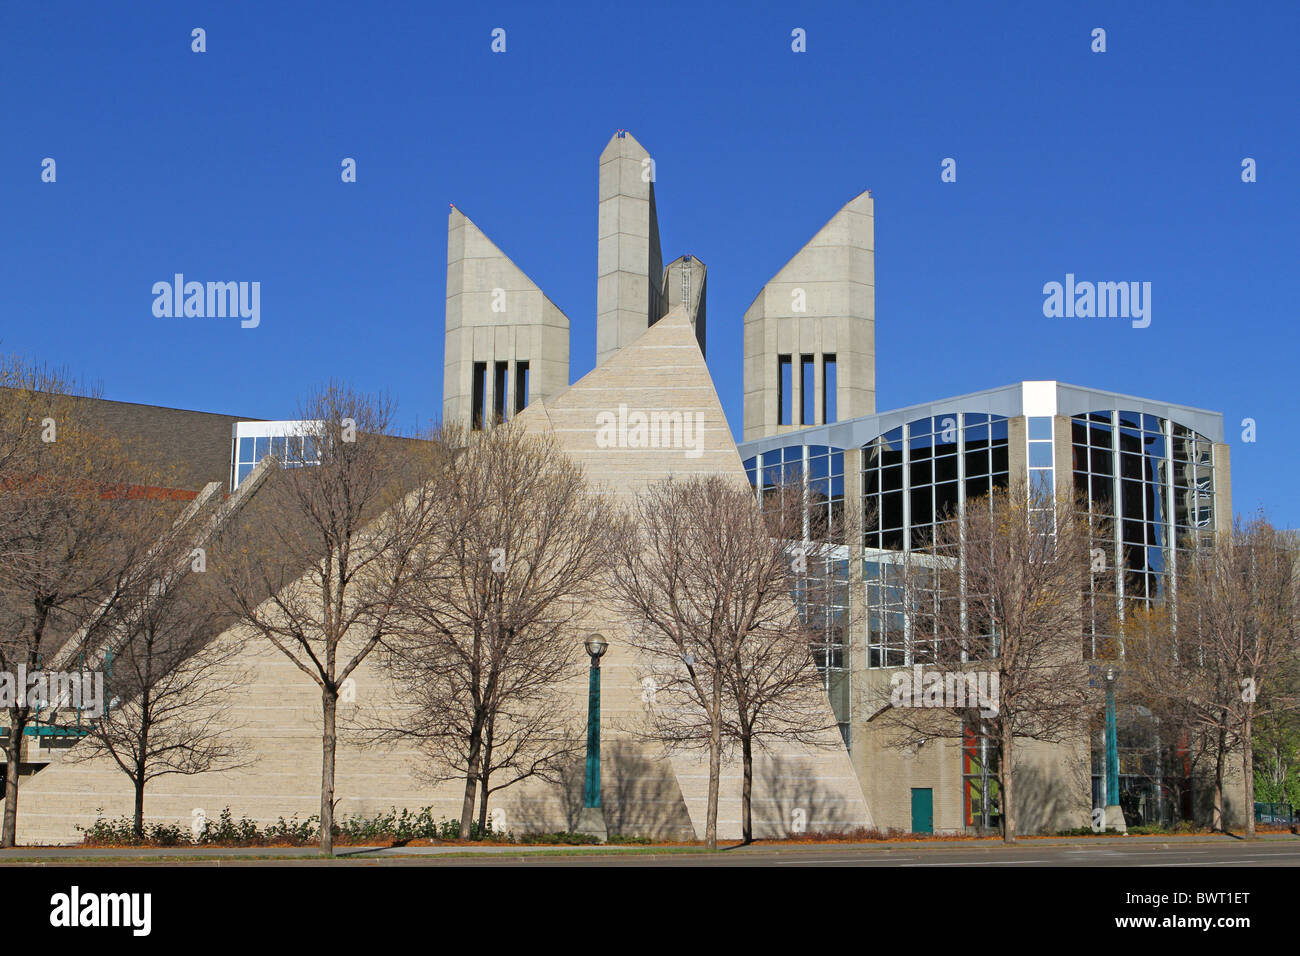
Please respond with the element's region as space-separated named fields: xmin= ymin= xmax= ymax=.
xmin=911 ymin=788 xmax=934 ymax=834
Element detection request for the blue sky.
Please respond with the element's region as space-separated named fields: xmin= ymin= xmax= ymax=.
xmin=2 ymin=1 xmax=1296 ymax=524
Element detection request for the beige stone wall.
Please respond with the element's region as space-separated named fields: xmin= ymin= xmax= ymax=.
xmin=851 ymin=670 xmax=1090 ymax=835
xmin=852 ymin=669 xmax=968 ymax=833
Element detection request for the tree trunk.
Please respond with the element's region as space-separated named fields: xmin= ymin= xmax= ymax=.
xmin=1000 ymin=733 xmax=1016 ymax=844
xmin=477 ymin=771 xmax=491 ymax=837
xmin=134 ymin=720 xmax=149 ymax=840
xmin=459 ymin=722 xmax=482 ymax=840
xmin=2 ymin=716 xmax=22 ymax=848
xmin=133 ymin=775 xmax=146 ymax=841
xmin=1243 ymin=709 xmax=1256 ymax=840
xmin=476 ymin=730 xmax=495 ymax=838
xmin=1212 ymin=732 xmax=1226 ymax=832
xmin=705 ymin=685 xmax=721 ymax=851
xmin=741 ymin=732 xmax=754 ymax=845
xmin=320 ymin=686 xmax=338 ymax=855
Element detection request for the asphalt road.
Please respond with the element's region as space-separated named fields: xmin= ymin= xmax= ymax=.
xmin=368 ymin=838 xmax=1300 ymax=867
xmin=2 ymin=835 xmax=1297 ymax=866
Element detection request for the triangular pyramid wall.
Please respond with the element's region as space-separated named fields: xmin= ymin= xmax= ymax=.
xmin=12 ymin=308 xmax=871 ymax=845
xmin=515 ymin=306 xmax=874 ymax=839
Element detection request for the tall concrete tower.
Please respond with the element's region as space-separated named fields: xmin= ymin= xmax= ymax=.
xmin=443 ymin=207 xmax=569 ymax=430
xmin=596 ymin=131 xmax=666 ymax=366
xmin=742 ymin=190 xmax=875 ymax=441
xmin=597 ymin=131 xmax=706 ymax=364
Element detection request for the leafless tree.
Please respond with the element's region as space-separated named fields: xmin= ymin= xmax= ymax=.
xmin=870 ymin=483 xmax=1097 ymax=842
xmin=0 ymin=359 xmax=175 ymax=847
xmin=725 ymin=477 xmax=858 ymax=844
xmin=1157 ymin=515 xmax=1300 ymax=837
xmin=370 ymin=422 xmax=619 ymax=837
xmin=70 ymin=542 xmax=252 ymax=839
xmin=1123 ymin=602 xmax=1237 ymax=829
xmin=217 ymin=382 xmax=451 ymax=854
xmin=612 ymin=474 xmax=848 ymax=849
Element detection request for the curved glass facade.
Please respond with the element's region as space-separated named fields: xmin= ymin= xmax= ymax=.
xmin=742 ymin=445 xmax=850 ymax=742
xmin=859 ymin=413 xmax=1011 ymax=667
xmin=739 ymin=399 xmax=1223 ymax=732
xmin=737 ymin=383 xmax=1227 ymax=828
xmin=743 ymin=444 xmax=845 ymax=533
xmin=1070 ymin=409 xmax=1218 ymax=656
xmin=862 ymin=414 xmax=1010 ymax=551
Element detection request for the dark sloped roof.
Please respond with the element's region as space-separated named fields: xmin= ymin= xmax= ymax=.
xmin=1 ymin=388 xmax=260 ymax=491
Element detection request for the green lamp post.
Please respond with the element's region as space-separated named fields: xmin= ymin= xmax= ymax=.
xmin=577 ymin=634 xmax=608 ymax=840
xmin=1103 ymin=665 xmax=1127 ymax=833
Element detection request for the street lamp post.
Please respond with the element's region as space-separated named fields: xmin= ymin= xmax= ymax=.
xmin=1103 ymin=665 xmax=1127 ymax=834
xmin=577 ymin=634 xmax=608 ymax=841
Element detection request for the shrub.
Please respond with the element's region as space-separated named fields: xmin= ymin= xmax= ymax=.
xmin=79 ymin=807 xmax=319 ymax=847
xmin=78 ymin=806 xmax=626 ymax=847
xmin=333 ymin=807 xmax=501 ymax=843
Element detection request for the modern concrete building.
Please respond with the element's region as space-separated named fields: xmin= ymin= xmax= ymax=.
xmin=1 ymin=131 xmax=1245 ymax=843
xmin=442 ymin=132 xmax=708 ymax=433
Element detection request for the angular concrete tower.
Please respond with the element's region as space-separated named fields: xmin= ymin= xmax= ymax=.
xmin=661 ymin=254 xmax=707 ymax=359
xmin=742 ymin=191 xmax=875 ymax=441
xmin=443 ymin=207 xmax=569 ymax=430
xmin=596 ymin=131 xmax=666 ymax=366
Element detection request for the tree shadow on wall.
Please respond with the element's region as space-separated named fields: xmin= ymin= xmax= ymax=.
xmin=1011 ymin=750 xmax=1092 ymax=834
xmin=510 ymin=739 xmax=696 ymax=840
xmin=752 ymin=754 xmax=852 ymax=838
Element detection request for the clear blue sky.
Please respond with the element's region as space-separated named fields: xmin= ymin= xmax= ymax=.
xmin=2 ymin=1 xmax=1296 ymax=524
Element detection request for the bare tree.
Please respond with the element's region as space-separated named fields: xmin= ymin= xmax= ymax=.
xmin=0 ymin=360 xmax=175 ymax=847
xmin=725 ymin=477 xmax=857 ymax=844
xmin=217 ymin=382 xmax=450 ymax=854
xmin=1123 ymin=602 xmax=1238 ymax=830
xmin=70 ymin=545 xmax=251 ymax=839
xmin=371 ymin=422 xmax=619 ymax=837
xmin=612 ymin=474 xmax=846 ymax=849
xmin=871 ymin=483 xmax=1096 ymax=842
xmin=1167 ymin=515 xmax=1300 ymax=837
